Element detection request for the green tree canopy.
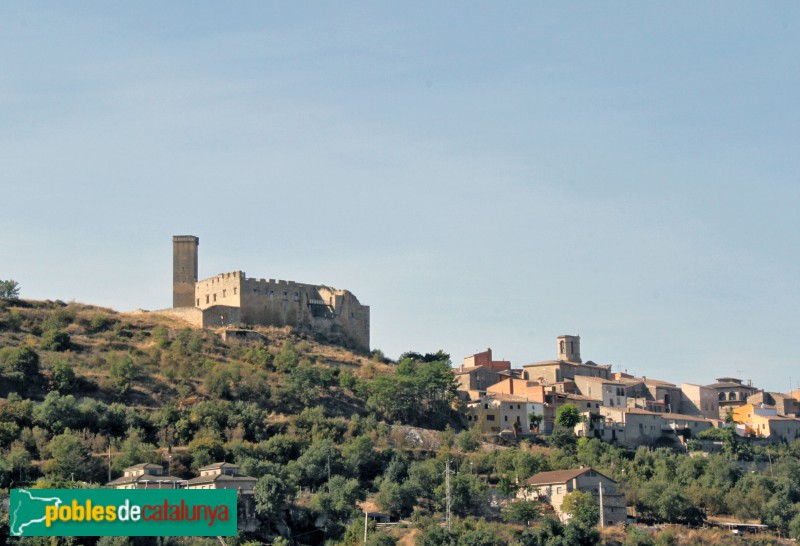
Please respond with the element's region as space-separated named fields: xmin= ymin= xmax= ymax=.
xmin=0 ymin=279 xmax=20 ymax=300
xmin=561 ymin=490 xmax=599 ymax=527
xmin=555 ymin=403 xmax=582 ymax=429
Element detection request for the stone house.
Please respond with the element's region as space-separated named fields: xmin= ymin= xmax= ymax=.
xmin=680 ymin=383 xmax=720 ymax=419
xmin=518 ymin=468 xmax=626 ymax=526
xmin=706 ymin=378 xmax=758 ymax=418
xmin=747 ymin=392 xmax=800 ymax=417
xmin=454 ymin=365 xmax=502 ymax=393
xmin=185 ymin=462 xmax=256 ymax=494
xmin=572 ymin=376 xmax=627 ymax=408
xmin=106 ymin=463 xmax=185 ymax=489
xmin=465 ymin=394 xmax=531 ymax=433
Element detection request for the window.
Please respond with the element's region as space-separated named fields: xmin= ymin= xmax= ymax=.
xmin=233 ymin=287 xmax=237 ymax=295
xmin=196 ymin=298 xmax=200 ymax=306
xmin=504 ymin=416 xmax=508 ymax=422
xmin=213 ymin=294 xmax=217 ymax=302
xmin=484 ymin=404 xmax=488 ymax=409
xmin=205 ymin=295 xmax=209 ymax=304
xmin=487 ymin=415 xmax=495 ymax=421
xmin=222 ymin=289 xmax=226 ymax=297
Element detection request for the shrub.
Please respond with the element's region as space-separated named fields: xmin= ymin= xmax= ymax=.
xmin=41 ymin=330 xmax=71 ymax=351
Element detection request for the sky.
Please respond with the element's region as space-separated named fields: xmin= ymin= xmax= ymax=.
xmin=2 ymin=3 xmax=799 ymax=392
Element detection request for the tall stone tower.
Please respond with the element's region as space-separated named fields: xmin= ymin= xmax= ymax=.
xmin=172 ymin=235 xmax=199 ymax=308
xmin=557 ymin=335 xmax=581 ymax=363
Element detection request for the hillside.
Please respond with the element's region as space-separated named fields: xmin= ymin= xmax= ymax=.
xmin=1 ymin=299 xmax=799 ymax=546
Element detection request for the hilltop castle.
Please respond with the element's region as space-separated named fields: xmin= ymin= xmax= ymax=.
xmin=168 ymin=235 xmax=370 ymax=352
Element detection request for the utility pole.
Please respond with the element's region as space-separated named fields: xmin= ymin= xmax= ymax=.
xmin=107 ymin=443 xmax=112 ymax=483
xmin=363 ymin=510 xmax=368 ymax=544
xmin=327 ymin=453 xmax=331 ymax=487
xmin=599 ymin=481 xmax=605 ymax=528
xmin=444 ymin=459 xmax=454 ymax=531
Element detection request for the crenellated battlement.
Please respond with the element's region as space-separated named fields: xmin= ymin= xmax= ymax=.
xmin=172 ymin=236 xmax=369 ymax=352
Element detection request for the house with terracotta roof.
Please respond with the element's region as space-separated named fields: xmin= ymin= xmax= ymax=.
xmin=518 ymin=467 xmax=626 ymax=526
xmin=106 ymin=463 xmax=185 ymax=490
xmin=732 ymin=403 xmax=800 ymax=442
xmin=598 ymin=407 xmax=712 ymax=448
xmin=185 ymin=462 xmax=256 ymax=495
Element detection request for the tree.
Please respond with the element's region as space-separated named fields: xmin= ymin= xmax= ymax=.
xmin=529 ymin=413 xmax=543 ymax=432
xmin=112 ymin=428 xmax=157 ymax=472
xmin=107 ymin=353 xmax=139 ymax=395
xmin=556 ymin=404 xmax=582 ymax=429
xmin=309 ymin=475 xmax=365 ymax=538
xmin=34 ymin=392 xmax=83 ymax=434
xmin=376 ymin=478 xmax=416 ymax=518
xmin=49 ymin=360 xmax=78 ymax=393
xmin=503 ymin=500 xmax=541 ymax=525
xmin=561 ymin=490 xmax=599 ymax=527
xmin=0 ymin=279 xmax=20 ymax=300
xmin=789 ymin=511 xmax=800 ymax=541
xmin=456 ymin=427 xmax=481 ymax=452
xmin=41 ymin=330 xmax=71 ymax=352
xmin=1 ymin=346 xmax=40 ymax=388
xmin=254 ymin=473 xmax=295 ymax=532
xmin=42 ymin=430 xmax=98 ymax=482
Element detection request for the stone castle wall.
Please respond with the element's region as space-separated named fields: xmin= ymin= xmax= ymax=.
xmin=193 ymin=271 xmax=369 ymax=352
xmin=170 ymin=236 xmax=370 ymax=353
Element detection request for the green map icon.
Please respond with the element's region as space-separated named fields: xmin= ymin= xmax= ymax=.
xmin=10 ymin=489 xmax=64 ymax=536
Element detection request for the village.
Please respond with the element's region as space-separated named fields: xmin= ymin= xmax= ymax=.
xmin=455 ymin=335 xmax=800 ymax=449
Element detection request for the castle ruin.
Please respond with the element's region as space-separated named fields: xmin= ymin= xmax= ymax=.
xmin=167 ymin=235 xmax=370 ymax=352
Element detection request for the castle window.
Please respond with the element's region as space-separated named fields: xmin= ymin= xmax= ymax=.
xmin=213 ymin=294 xmax=217 ymax=302
xmin=196 ymin=299 xmax=200 ymax=306
xmin=233 ymin=288 xmax=237 ymax=295
xmin=223 ymin=289 xmax=227 ymax=298
xmin=206 ymin=295 xmax=210 ymax=304
xmin=283 ymin=291 xmax=288 ymax=300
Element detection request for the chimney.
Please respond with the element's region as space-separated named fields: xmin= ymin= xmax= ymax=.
xmin=509 ymin=378 xmax=514 ymax=395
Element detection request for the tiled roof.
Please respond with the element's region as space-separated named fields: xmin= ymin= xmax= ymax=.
xmin=198 ymin=462 xmax=239 ymax=471
xmin=107 ymin=474 xmax=185 ymax=486
xmin=186 ymin=474 xmax=256 ymax=485
xmin=526 ymin=467 xmax=614 ymax=486
xmin=124 ymin=463 xmax=163 ymax=471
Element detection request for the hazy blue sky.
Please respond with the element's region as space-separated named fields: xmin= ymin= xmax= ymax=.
xmin=2 ymin=3 xmax=799 ymax=391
